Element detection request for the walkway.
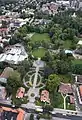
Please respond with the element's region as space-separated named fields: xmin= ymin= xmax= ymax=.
xmin=33 ymin=67 xmax=39 ymax=89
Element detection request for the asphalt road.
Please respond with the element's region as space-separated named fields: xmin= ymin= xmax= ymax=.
xmin=52 ymin=113 xmax=82 ymax=120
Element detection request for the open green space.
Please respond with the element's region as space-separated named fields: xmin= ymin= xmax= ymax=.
xmin=72 ymin=59 xmax=82 ymax=65
xmin=50 ymin=92 xmax=64 ymax=109
xmin=30 ymin=33 xmax=50 ymax=43
xmin=32 ymin=48 xmax=46 ymax=58
xmin=50 ymin=92 xmax=75 ymax=110
xmin=63 ymin=40 xmax=72 ymax=49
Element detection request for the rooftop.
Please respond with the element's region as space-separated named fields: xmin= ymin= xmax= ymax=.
xmin=58 ymin=83 xmax=73 ymax=94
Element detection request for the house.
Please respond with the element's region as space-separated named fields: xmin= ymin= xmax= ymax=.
xmin=16 ymin=87 xmax=25 ymax=98
xmin=0 ymin=86 xmax=6 ymax=100
xmin=1 ymin=107 xmax=25 ymax=120
xmin=42 ymin=2 xmax=58 ymax=15
xmin=40 ymin=90 xmax=50 ymax=103
xmin=58 ymin=83 xmax=73 ymax=94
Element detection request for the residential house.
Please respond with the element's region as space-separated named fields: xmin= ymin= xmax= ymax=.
xmin=16 ymin=87 xmax=25 ymax=98
xmin=0 ymin=86 xmax=6 ymax=100
xmin=40 ymin=90 xmax=50 ymax=103
xmin=58 ymin=83 xmax=73 ymax=94
xmin=58 ymin=83 xmax=74 ymax=104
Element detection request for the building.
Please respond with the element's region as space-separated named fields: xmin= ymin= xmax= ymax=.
xmin=58 ymin=83 xmax=73 ymax=94
xmin=16 ymin=87 xmax=25 ymax=98
xmin=0 ymin=43 xmax=28 ymax=64
xmin=42 ymin=2 xmax=58 ymax=15
xmin=40 ymin=90 xmax=50 ymax=103
xmin=1 ymin=107 xmax=25 ymax=120
xmin=0 ymin=86 xmax=6 ymax=100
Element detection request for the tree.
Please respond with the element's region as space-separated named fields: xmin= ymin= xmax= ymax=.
xmin=36 ymin=115 xmax=40 ymax=120
xmin=29 ymin=114 xmax=34 ymax=120
xmin=6 ymin=70 xmax=22 ymax=96
xmin=0 ymin=46 xmax=3 ymax=53
xmin=43 ymin=105 xmax=53 ymax=112
xmin=46 ymin=74 xmax=60 ymax=93
xmin=55 ymin=60 xmax=71 ymax=74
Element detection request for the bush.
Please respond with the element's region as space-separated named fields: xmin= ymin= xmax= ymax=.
xmin=43 ymin=105 xmax=53 ymax=112
xmin=30 ymin=114 xmax=34 ymax=120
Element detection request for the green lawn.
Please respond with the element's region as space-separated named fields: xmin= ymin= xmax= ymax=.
xmin=50 ymin=92 xmax=64 ymax=109
xmin=72 ymin=59 xmax=82 ymax=65
xmin=32 ymin=48 xmax=46 ymax=58
xmin=63 ymin=40 xmax=72 ymax=49
xmin=31 ymin=33 xmax=50 ymax=43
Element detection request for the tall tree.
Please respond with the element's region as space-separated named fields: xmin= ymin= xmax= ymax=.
xmin=46 ymin=74 xmax=60 ymax=93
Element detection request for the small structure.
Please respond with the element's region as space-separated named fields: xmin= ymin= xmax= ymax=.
xmin=0 ymin=86 xmax=6 ymax=100
xmin=58 ymin=83 xmax=73 ymax=94
xmin=16 ymin=87 xmax=25 ymax=98
xmin=33 ymin=58 xmax=45 ymax=68
xmin=40 ymin=90 xmax=50 ymax=103
xmin=77 ymin=40 xmax=82 ymax=45
xmin=65 ymin=50 xmax=73 ymax=54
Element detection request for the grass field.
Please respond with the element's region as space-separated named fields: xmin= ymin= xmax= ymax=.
xmin=32 ymin=48 xmax=46 ymax=58
xmin=63 ymin=40 xmax=72 ymax=49
xmin=72 ymin=59 xmax=82 ymax=65
xmin=31 ymin=33 xmax=50 ymax=43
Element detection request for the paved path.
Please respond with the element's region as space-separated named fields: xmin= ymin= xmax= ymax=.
xmin=33 ymin=67 xmax=39 ymax=89
xmin=72 ymin=84 xmax=80 ymax=111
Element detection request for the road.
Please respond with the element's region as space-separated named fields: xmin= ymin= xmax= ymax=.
xmin=52 ymin=113 xmax=82 ymax=120
xmin=72 ymin=84 xmax=80 ymax=111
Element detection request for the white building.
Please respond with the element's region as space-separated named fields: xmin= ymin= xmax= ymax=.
xmin=0 ymin=44 xmax=28 ymax=64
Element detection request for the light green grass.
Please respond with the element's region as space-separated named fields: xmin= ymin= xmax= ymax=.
xmin=63 ymin=40 xmax=72 ymax=49
xmin=32 ymin=48 xmax=46 ymax=58
xmin=72 ymin=60 xmax=82 ymax=65
xmin=31 ymin=33 xmax=50 ymax=43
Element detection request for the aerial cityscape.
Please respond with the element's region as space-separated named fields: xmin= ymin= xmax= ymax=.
xmin=0 ymin=0 xmax=82 ymax=120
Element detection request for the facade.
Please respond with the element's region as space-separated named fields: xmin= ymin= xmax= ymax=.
xmin=40 ymin=90 xmax=50 ymax=103
xmin=0 ymin=86 xmax=6 ymax=100
xmin=16 ymin=87 xmax=25 ymax=98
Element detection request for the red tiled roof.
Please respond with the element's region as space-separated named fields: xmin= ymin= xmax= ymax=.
xmin=16 ymin=87 xmax=25 ymax=98
xmin=40 ymin=90 xmax=50 ymax=103
xmin=79 ymin=85 xmax=82 ymax=96
xmin=59 ymin=83 xmax=73 ymax=94
xmin=0 ymin=28 xmax=8 ymax=32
